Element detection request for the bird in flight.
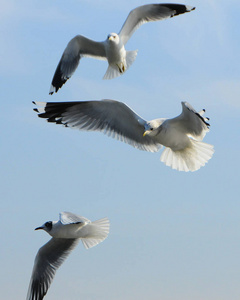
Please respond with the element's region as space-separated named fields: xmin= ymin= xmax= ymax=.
xmin=33 ymin=100 xmax=214 ymax=172
xmin=49 ymin=3 xmax=195 ymax=94
xmin=27 ymin=212 xmax=110 ymax=300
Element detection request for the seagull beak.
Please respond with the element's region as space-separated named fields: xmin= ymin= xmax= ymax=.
xmin=143 ymin=131 xmax=147 ymax=137
xmin=108 ymin=36 xmax=113 ymax=41
xmin=35 ymin=226 xmax=44 ymax=231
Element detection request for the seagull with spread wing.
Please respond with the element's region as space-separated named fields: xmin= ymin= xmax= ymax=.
xmin=33 ymin=100 xmax=214 ymax=172
xmin=49 ymin=3 xmax=195 ymax=94
xmin=27 ymin=212 xmax=110 ymax=300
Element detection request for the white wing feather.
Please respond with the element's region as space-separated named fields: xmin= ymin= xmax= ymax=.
xmin=167 ymin=102 xmax=210 ymax=141
xmin=26 ymin=238 xmax=78 ymax=300
xmin=34 ymin=100 xmax=161 ymax=152
xmin=119 ymin=4 xmax=195 ymax=45
xmin=60 ymin=211 xmax=90 ymax=225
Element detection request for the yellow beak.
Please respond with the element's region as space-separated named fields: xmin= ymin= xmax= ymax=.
xmin=143 ymin=131 xmax=147 ymax=137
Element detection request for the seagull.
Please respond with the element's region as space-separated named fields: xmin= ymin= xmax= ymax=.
xmin=49 ymin=3 xmax=195 ymax=94
xmin=26 ymin=212 xmax=110 ymax=300
xmin=33 ymin=100 xmax=214 ymax=172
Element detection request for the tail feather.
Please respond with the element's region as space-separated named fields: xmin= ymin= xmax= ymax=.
xmin=103 ymin=65 xmax=121 ymax=80
xmin=103 ymin=50 xmax=138 ymax=80
xmin=125 ymin=50 xmax=138 ymax=70
xmin=160 ymin=139 xmax=214 ymax=172
xmin=181 ymin=155 xmax=189 ymax=172
xmin=81 ymin=217 xmax=110 ymax=249
xmin=175 ymin=151 xmax=188 ymax=172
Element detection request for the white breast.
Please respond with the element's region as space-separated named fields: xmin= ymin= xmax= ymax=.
xmin=105 ymin=41 xmax=126 ymax=64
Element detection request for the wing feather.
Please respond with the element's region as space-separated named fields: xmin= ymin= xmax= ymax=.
xmin=60 ymin=212 xmax=90 ymax=225
xmin=33 ymin=100 xmax=160 ymax=152
xmin=168 ymin=102 xmax=210 ymax=141
xmin=119 ymin=4 xmax=195 ymax=45
xmin=26 ymin=238 xmax=78 ymax=300
xmin=50 ymin=35 xmax=106 ymax=94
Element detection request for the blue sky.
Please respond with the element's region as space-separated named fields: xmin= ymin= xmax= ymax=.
xmin=1 ymin=0 xmax=240 ymax=299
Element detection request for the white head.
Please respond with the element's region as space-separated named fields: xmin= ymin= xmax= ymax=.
xmin=107 ymin=32 xmax=120 ymax=44
xmin=143 ymin=119 xmax=163 ymax=137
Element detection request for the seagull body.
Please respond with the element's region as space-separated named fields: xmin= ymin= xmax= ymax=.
xmin=144 ymin=118 xmax=192 ymax=150
xmin=27 ymin=212 xmax=110 ymax=300
xmin=49 ymin=3 xmax=195 ymax=94
xmin=33 ymin=100 xmax=214 ymax=172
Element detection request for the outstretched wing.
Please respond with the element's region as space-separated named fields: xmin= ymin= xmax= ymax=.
xmin=119 ymin=4 xmax=195 ymax=45
xmin=33 ymin=100 xmax=161 ymax=152
xmin=49 ymin=35 xmax=106 ymax=94
xmin=27 ymin=238 xmax=78 ymax=300
xmin=60 ymin=211 xmax=90 ymax=225
xmin=169 ymin=101 xmax=210 ymax=141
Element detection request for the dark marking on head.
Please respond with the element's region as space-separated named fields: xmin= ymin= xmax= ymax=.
xmin=45 ymin=221 xmax=53 ymax=231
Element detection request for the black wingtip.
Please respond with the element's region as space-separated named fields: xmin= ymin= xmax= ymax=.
xmin=184 ymin=102 xmax=210 ymax=128
xmin=33 ymin=102 xmax=38 ymax=113
xmin=166 ymin=4 xmax=196 ymax=17
xmin=197 ymin=112 xmax=210 ymax=127
xmin=49 ymin=82 xmax=64 ymax=95
xmin=50 ymin=61 xmax=68 ymax=95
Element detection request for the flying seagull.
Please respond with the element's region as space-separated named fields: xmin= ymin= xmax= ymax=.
xmin=27 ymin=212 xmax=110 ymax=300
xmin=49 ymin=3 xmax=195 ymax=94
xmin=33 ymin=100 xmax=214 ymax=172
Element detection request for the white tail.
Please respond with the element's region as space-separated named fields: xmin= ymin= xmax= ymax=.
xmin=103 ymin=64 xmax=121 ymax=80
xmin=160 ymin=139 xmax=214 ymax=172
xmin=125 ymin=50 xmax=138 ymax=70
xmin=81 ymin=217 xmax=110 ymax=249
xmin=103 ymin=50 xmax=138 ymax=80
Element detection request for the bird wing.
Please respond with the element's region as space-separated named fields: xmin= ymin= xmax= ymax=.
xmin=119 ymin=4 xmax=195 ymax=45
xmin=49 ymin=35 xmax=106 ymax=94
xmin=60 ymin=211 xmax=90 ymax=225
xmin=33 ymin=100 xmax=161 ymax=152
xmin=26 ymin=238 xmax=78 ymax=300
xmin=168 ymin=102 xmax=210 ymax=141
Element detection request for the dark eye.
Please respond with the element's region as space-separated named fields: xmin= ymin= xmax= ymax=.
xmin=150 ymin=128 xmax=153 ymax=131
xmin=45 ymin=221 xmax=52 ymax=229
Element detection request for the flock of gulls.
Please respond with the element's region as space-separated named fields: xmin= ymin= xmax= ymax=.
xmin=27 ymin=3 xmax=214 ymax=300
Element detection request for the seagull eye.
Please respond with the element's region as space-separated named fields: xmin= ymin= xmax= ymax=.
xmin=150 ymin=128 xmax=153 ymax=131
xmin=45 ymin=221 xmax=52 ymax=229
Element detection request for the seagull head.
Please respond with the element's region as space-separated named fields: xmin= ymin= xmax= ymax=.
xmin=143 ymin=121 xmax=160 ymax=137
xmin=107 ymin=33 xmax=120 ymax=44
xmin=35 ymin=221 xmax=53 ymax=233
